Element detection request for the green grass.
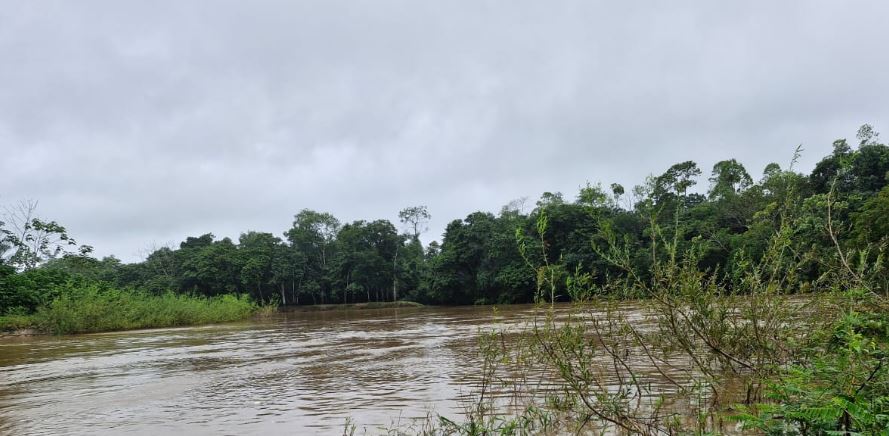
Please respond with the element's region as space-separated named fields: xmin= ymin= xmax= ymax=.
xmin=0 ymin=313 xmax=37 ymax=332
xmin=31 ymin=284 xmax=259 ymax=334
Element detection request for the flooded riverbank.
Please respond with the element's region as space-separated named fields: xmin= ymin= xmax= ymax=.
xmin=0 ymin=304 xmax=584 ymax=435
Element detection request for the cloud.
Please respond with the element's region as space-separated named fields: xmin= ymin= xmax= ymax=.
xmin=2 ymin=0 xmax=888 ymax=261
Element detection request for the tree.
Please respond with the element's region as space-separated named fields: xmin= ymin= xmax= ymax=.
xmin=177 ymin=236 xmax=242 ymax=296
xmin=810 ymin=126 xmax=887 ymax=195
xmin=396 ymin=206 xmax=432 ymax=301
xmin=429 ymin=212 xmax=530 ymax=305
xmin=1 ymin=200 xmax=92 ymax=271
xmin=708 ymin=159 xmax=753 ymax=200
xmin=272 ymin=243 xmax=305 ymax=305
xmin=177 ymin=233 xmax=219 ymax=294
xmin=577 ymin=182 xmax=610 ymax=208
xmin=656 ymin=160 xmax=701 ymax=197
xmin=0 ymin=217 xmax=9 ymax=264
xmin=610 ymin=183 xmax=625 ymax=208
xmin=238 ymin=231 xmax=283 ymax=303
xmin=43 ymin=255 xmax=122 ymax=284
xmin=849 ymin=141 xmax=889 ymax=193
xmin=139 ymin=245 xmax=179 ymax=292
xmin=536 ymin=192 xmax=564 ymax=209
xmin=640 ymin=161 xmax=704 ymax=231
xmin=810 ymin=139 xmax=854 ymax=194
xmin=285 ymin=209 xmax=340 ymax=303
xmin=500 ymin=197 xmax=529 ymax=216
xmin=857 ymin=123 xmax=879 ymax=146
xmin=286 ymin=210 xmax=340 ymax=267
xmin=853 ymin=185 xmax=889 ymax=245
xmin=333 ymin=220 xmax=399 ymax=302
xmin=395 ymin=236 xmax=426 ymax=300
xmin=398 ymin=205 xmax=431 ymax=241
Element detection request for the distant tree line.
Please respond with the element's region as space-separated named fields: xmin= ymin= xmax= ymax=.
xmin=2 ymin=125 xmax=888 ymax=313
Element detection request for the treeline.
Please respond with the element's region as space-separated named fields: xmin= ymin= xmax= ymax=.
xmin=2 ymin=125 xmax=888 ymax=313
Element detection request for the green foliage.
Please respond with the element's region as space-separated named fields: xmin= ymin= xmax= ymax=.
xmin=410 ymin=128 xmax=889 ymax=434
xmin=34 ymin=284 xmax=258 ymax=334
xmin=735 ymin=301 xmax=889 ymax=434
xmin=0 ymin=266 xmax=73 ymax=313
xmin=428 ymin=211 xmax=533 ymax=305
xmin=1 ymin=200 xmax=93 ymax=271
xmin=332 ymin=219 xmax=400 ymax=303
xmin=709 ymin=158 xmax=753 ymax=200
xmin=0 ymin=313 xmax=36 ymax=331
xmin=854 ymin=185 xmax=889 ymax=246
xmin=398 ymin=205 xmax=431 ymax=240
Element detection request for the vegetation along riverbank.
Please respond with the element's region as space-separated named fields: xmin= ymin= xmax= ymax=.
xmin=0 ymin=285 xmax=260 ymax=335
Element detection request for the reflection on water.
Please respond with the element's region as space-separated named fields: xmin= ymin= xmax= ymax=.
xmin=0 ymin=304 xmax=585 ymax=435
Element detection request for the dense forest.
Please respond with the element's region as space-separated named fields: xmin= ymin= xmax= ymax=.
xmin=2 ymin=124 xmax=888 ymax=315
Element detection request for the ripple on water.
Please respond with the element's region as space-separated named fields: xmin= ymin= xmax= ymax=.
xmin=0 ymin=303 xmax=642 ymax=435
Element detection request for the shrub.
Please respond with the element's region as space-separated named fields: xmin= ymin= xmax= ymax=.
xmin=34 ymin=283 xmax=258 ymax=334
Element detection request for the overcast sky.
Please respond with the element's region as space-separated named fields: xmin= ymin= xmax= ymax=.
xmin=2 ymin=1 xmax=888 ymax=262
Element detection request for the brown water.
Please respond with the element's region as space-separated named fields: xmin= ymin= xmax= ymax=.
xmin=0 ymin=304 xmax=588 ymax=435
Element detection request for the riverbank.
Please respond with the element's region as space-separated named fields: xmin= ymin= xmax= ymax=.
xmin=0 ymin=288 xmax=263 ymax=335
xmin=281 ymin=301 xmax=424 ymax=312
xmin=0 ymin=314 xmax=34 ymax=331
xmin=1 ymin=298 xmax=423 ymax=336
xmin=0 ymin=314 xmax=41 ymax=337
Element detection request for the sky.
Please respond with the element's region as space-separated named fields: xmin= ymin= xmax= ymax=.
xmin=1 ymin=1 xmax=888 ymax=262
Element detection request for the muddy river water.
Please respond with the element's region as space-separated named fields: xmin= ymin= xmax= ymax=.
xmin=0 ymin=304 xmax=599 ymax=435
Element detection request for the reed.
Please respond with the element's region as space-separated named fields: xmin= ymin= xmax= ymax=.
xmin=33 ymin=284 xmax=259 ymax=334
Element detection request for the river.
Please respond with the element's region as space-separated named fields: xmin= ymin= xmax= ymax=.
xmin=0 ymin=304 xmax=590 ymax=435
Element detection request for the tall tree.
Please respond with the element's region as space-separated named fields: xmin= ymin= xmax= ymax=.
xmin=708 ymin=159 xmax=753 ymax=200
xmin=1 ymin=200 xmax=92 ymax=271
xmin=285 ymin=209 xmax=340 ymax=303
xmin=238 ymin=231 xmax=283 ymax=303
xmin=333 ymin=220 xmax=399 ymax=302
xmin=656 ymin=160 xmax=702 ymax=198
xmin=398 ymin=206 xmax=431 ymax=241
xmin=577 ymin=182 xmax=610 ymax=208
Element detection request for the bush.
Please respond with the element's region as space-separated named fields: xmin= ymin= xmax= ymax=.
xmin=735 ymin=293 xmax=889 ymax=434
xmin=0 ymin=313 xmax=37 ymax=331
xmin=0 ymin=266 xmax=72 ymax=314
xmin=34 ymin=283 xmax=258 ymax=334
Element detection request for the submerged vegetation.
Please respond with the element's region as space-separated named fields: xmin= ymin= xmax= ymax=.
xmin=35 ymin=286 xmax=258 ymax=334
xmin=0 ymin=286 xmax=258 ymax=335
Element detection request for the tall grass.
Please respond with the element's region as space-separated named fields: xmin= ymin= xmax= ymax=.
xmin=33 ymin=284 xmax=259 ymax=334
xmin=0 ymin=313 xmax=36 ymax=332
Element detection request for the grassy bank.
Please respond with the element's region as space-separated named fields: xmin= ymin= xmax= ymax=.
xmin=0 ymin=313 xmax=37 ymax=332
xmin=283 ymin=301 xmax=423 ymax=312
xmin=1 ymin=284 xmax=261 ymax=335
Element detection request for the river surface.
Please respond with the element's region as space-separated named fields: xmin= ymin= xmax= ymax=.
xmin=0 ymin=304 xmax=596 ymax=435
